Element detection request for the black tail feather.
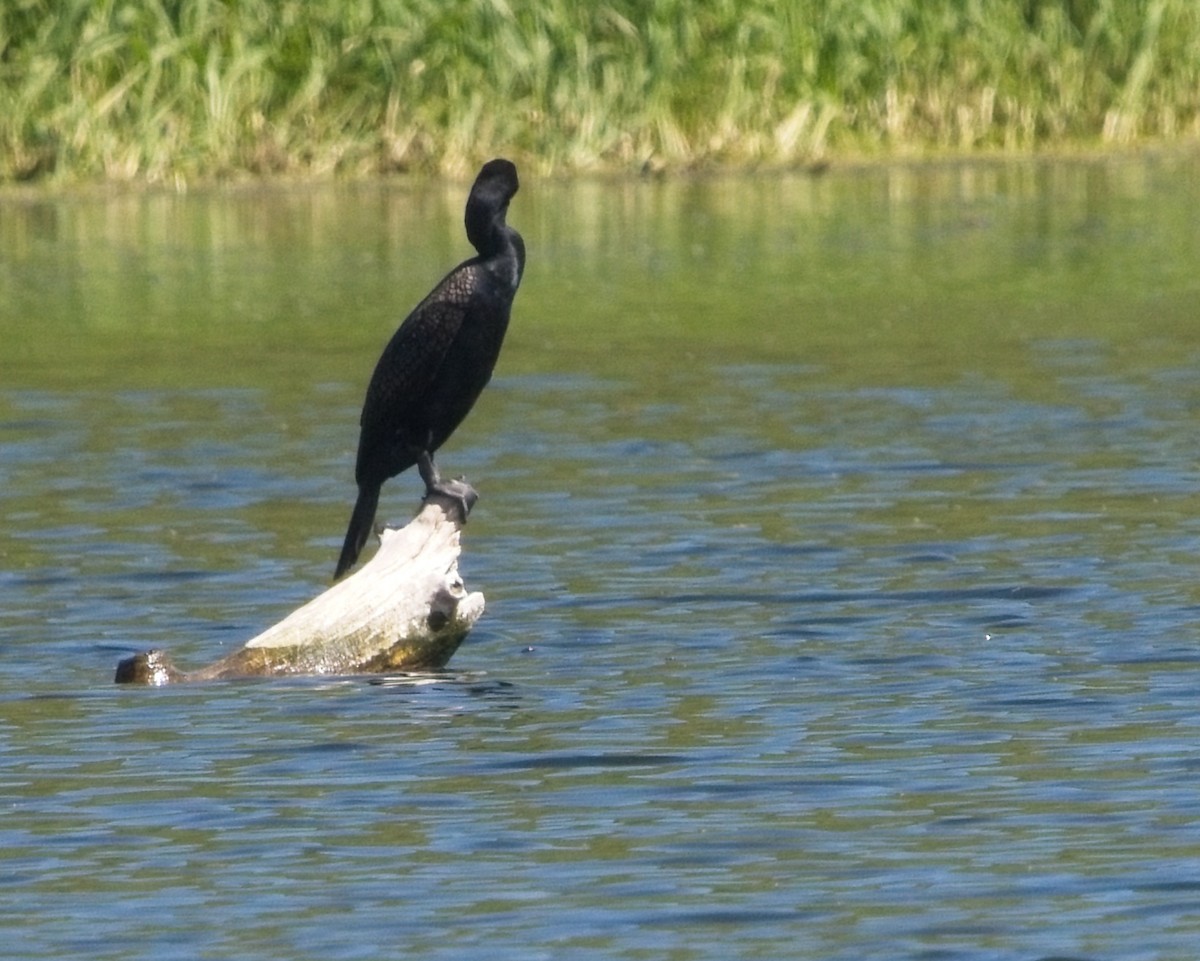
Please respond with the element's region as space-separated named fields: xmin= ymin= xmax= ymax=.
xmin=334 ymin=483 xmax=381 ymax=581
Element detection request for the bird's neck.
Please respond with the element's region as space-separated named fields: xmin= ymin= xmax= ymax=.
xmin=481 ymin=224 xmax=525 ymax=294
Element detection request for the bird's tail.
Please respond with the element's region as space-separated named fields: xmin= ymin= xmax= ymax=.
xmin=334 ymin=483 xmax=381 ymax=581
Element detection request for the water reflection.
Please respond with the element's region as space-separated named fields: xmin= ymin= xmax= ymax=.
xmin=2 ymin=157 xmax=1200 ymax=959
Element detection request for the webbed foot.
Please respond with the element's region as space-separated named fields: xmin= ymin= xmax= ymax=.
xmin=417 ymin=451 xmax=478 ymax=522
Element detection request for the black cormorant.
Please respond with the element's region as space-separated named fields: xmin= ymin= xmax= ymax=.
xmin=333 ymin=158 xmax=525 ymax=580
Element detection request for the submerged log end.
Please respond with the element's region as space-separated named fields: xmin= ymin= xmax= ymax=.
xmin=115 ymin=492 xmax=485 ymax=685
xmin=114 ymin=649 xmax=184 ymax=686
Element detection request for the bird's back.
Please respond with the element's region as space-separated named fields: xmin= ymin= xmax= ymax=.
xmin=354 ymin=257 xmax=515 ymax=485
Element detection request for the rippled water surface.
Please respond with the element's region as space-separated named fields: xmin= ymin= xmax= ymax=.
xmin=3 ymin=157 xmax=1200 ymax=959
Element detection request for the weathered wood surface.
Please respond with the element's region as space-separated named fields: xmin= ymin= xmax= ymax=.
xmin=115 ymin=493 xmax=484 ymax=685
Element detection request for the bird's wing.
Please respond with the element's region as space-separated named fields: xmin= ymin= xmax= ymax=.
xmin=359 ymin=266 xmax=480 ymax=437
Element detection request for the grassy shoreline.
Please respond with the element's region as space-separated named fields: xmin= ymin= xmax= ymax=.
xmin=4 ymin=0 xmax=1200 ymax=186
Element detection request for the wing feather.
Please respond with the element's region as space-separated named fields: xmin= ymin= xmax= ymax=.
xmin=355 ymin=263 xmax=481 ymax=468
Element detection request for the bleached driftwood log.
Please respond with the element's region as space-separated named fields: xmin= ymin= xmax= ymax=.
xmin=114 ymin=492 xmax=484 ymax=685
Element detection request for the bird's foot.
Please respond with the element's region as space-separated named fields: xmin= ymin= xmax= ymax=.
xmin=423 ymin=476 xmax=478 ymax=522
xmin=416 ymin=450 xmax=477 ymax=521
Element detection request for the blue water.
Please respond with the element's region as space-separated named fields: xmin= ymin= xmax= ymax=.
xmin=3 ymin=158 xmax=1200 ymax=959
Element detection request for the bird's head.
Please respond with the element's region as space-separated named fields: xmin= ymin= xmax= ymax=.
xmin=466 ymin=159 xmax=520 ymax=254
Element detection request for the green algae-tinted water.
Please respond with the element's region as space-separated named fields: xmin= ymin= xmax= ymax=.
xmin=2 ymin=156 xmax=1200 ymax=960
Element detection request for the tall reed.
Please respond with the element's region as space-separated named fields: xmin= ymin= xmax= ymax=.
xmin=3 ymin=0 xmax=1199 ymax=183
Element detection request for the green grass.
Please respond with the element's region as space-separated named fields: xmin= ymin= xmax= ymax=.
xmin=3 ymin=0 xmax=1200 ymax=184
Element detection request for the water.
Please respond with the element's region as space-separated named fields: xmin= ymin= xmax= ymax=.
xmin=3 ymin=156 xmax=1200 ymax=959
